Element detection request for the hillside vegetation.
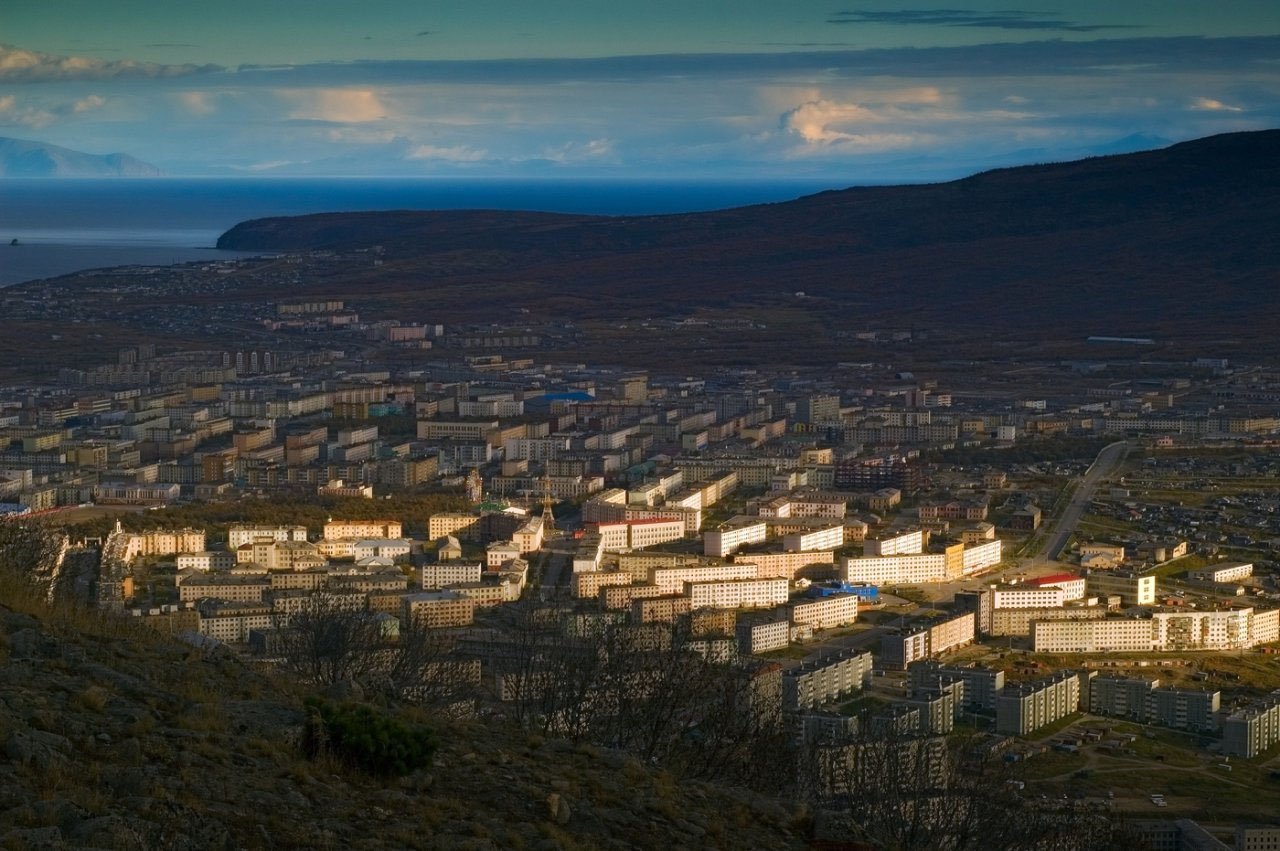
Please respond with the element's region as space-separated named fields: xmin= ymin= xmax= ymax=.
xmin=218 ymin=130 xmax=1280 ymax=341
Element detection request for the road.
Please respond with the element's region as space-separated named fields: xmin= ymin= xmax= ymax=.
xmin=1034 ymin=440 xmax=1131 ymax=562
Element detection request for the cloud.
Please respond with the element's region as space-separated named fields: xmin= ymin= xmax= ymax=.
xmin=783 ymin=99 xmax=883 ymax=143
xmin=177 ymin=91 xmax=216 ymax=115
xmin=826 ymin=9 xmax=1139 ymax=33
xmin=284 ymin=88 xmax=387 ymax=123
xmin=0 ymin=43 xmax=221 ymax=82
xmin=406 ymin=144 xmax=488 ymax=161
xmin=1190 ymin=96 xmax=1243 ymax=112
xmin=0 ymin=95 xmax=14 ymax=113
xmin=72 ymin=95 xmax=105 ymax=113
xmin=541 ymin=138 xmax=615 ymax=163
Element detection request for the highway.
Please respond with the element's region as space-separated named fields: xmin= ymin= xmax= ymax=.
xmin=1034 ymin=440 xmax=1131 ymax=563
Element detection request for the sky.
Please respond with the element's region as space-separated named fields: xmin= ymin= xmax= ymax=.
xmin=2 ymin=0 xmax=1279 ymax=178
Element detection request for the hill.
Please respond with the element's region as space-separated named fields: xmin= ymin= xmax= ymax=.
xmin=217 ymin=130 xmax=1280 ymax=342
xmin=0 ymin=137 xmax=161 ymax=178
xmin=0 ymin=581 xmax=808 ymax=849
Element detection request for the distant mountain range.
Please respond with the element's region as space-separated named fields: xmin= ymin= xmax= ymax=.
xmin=0 ymin=137 xmax=161 ymax=177
xmin=217 ymin=129 xmax=1280 ymax=346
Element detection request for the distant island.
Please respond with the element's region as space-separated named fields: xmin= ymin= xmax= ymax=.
xmin=0 ymin=136 xmax=162 ymax=178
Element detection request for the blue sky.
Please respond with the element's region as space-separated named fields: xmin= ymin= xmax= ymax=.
xmin=2 ymin=1 xmax=1279 ymax=177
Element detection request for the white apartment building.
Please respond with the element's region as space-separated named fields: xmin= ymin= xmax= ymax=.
xmin=961 ymin=539 xmax=1003 ymax=574
xmin=176 ymin=551 xmax=236 ymax=572
xmin=864 ymin=529 xmax=924 ymax=556
xmin=1032 ymin=618 xmax=1157 ymax=653
xmin=227 ymin=525 xmax=308 ymax=549
xmin=421 ymin=562 xmax=483 ymax=590
xmin=704 ymin=521 xmax=769 ymax=557
xmin=652 ymin=563 xmax=758 ymax=594
xmin=1151 ymin=608 xmax=1252 ymax=651
xmin=323 ymin=519 xmax=403 ymax=541
xmin=486 ymin=541 xmax=522 ymax=568
xmin=1188 ymin=561 xmax=1253 ymax=584
xmin=842 ymin=553 xmax=947 ymax=585
xmin=353 ymin=539 xmax=413 ymax=561
xmin=596 ymin=519 xmax=685 ymax=551
xmin=992 ymin=585 xmax=1067 ymax=610
xmin=789 ymin=594 xmax=859 ymax=631
xmin=687 ymin=578 xmax=789 ymax=610
xmin=736 ymin=618 xmax=791 ymax=654
xmin=783 ymin=524 xmax=845 ymax=553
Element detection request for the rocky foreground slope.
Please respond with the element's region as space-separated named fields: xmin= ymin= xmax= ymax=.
xmin=0 ymin=592 xmax=807 ymax=850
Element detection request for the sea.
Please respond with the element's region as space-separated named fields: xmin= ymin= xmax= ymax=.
xmin=0 ymin=178 xmax=843 ymax=288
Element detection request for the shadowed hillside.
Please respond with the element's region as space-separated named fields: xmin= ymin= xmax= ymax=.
xmin=217 ymin=130 xmax=1280 ymax=338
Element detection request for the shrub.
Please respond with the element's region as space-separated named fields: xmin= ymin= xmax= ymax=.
xmin=302 ymin=698 xmax=437 ymax=777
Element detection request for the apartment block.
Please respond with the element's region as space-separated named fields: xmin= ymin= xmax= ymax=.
xmin=1086 ymin=571 xmax=1157 ymax=606
xmin=909 ymin=662 xmax=1005 ymax=711
xmin=732 ymin=551 xmax=836 ymax=580
xmin=428 ymin=512 xmax=482 ymax=541
xmin=631 ymin=594 xmax=693 ymax=624
xmin=788 ymin=593 xmax=859 ymax=631
xmin=323 ymin=519 xmax=402 ymax=540
xmin=736 ymin=616 xmax=791 ymax=654
xmin=782 ymin=650 xmax=873 ymax=711
xmin=570 ymin=569 xmax=634 ymax=599
xmin=1223 ymin=693 xmax=1280 ymax=758
xmin=227 ymin=524 xmax=309 ymax=548
xmin=863 ymin=529 xmax=924 ymax=556
xmin=996 ymin=671 xmax=1083 ymax=736
xmin=990 ymin=604 xmax=1105 ymax=637
xmin=687 ymin=578 xmax=788 ymax=610
xmin=1032 ymin=618 xmax=1156 ymax=653
xmin=421 ymin=562 xmax=483 ymax=590
xmin=783 ymin=524 xmax=844 ymax=553
xmin=402 ymin=591 xmax=476 ymax=628
xmin=880 ymin=612 xmax=975 ymax=669
xmin=704 ymin=521 xmax=769 ymax=557
xmin=652 ymin=563 xmax=757 ymax=595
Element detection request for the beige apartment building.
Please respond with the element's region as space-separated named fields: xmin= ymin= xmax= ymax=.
xmin=179 ymin=575 xmax=271 ymax=603
xmin=732 ymin=551 xmax=836 ymax=580
xmin=652 ymin=563 xmax=758 ymax=595
xmin=323 ymin=519 xmax=403 ymax=541
xmin=402 ymin=591 xmax=475 ymax=628
xmin=227 ymin=524 xmax=308 ymax=549
xmin=421 ymin=562 xmax=483 ymax=590
xmin=428 ymin=513 xmax=482 ymax=541
xmin=600 ymin=583 xmax=665 ymax=611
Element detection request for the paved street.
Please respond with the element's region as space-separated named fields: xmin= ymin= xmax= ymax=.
xmin=1034 ymin=440 xmax=1131 ymax=562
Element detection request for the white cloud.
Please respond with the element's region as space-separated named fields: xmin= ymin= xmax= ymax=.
xmin=1189 ymin=97 xmax=1243 ymax=112
xmin=284 ymin=88 xmax=387 ymax=123
xmin=0 ymin=43 xmax=220 ymax=82
xmin=782 ymin=99 xmax=884 ymax=144
xmin=72 ymin=95 xmax=105 ymax=113
xmin=541 ymin=138 xmax=614 ymax=163
xmin=177 ymin=91 xmax=216 ymax=116
xmin=406 ymin=144 xmax=487 ymax=161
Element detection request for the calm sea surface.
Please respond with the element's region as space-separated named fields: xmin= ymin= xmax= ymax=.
xmin=0 ymin=178 xmax=843 ymax=287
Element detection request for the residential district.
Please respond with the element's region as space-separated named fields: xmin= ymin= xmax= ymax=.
xmin=6 ymin=297 xmax=1280 ymax=845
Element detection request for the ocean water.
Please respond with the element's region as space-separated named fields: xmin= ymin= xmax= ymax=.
xmin=0 ymin=178 xmax=842 ymax=287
